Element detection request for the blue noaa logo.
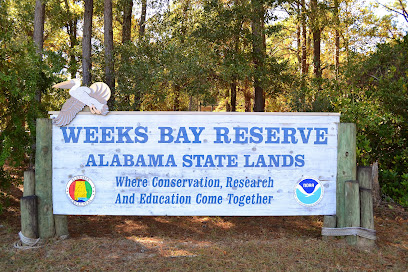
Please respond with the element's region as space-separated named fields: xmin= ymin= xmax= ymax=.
xmin=294 ymin=178 xmax=323 ymax=206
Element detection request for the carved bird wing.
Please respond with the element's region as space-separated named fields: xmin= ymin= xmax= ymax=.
xmin=88 ymin=82 xmax=111 ymax=115
xmin=53 ymin=97 xmax=86 ymax=127
xmin=89 ymin=82 xmax=111 ymax=102
xmin=68 ymin=87 xmax=104 ymax=114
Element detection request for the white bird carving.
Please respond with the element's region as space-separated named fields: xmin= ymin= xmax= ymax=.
xmin=52 ymin=78 xmax=111 ymax=126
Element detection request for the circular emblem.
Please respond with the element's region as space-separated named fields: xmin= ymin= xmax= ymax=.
xmin=294 ymin=177 xmax=323 ymax=206
xmin=66 ymin=176 xmax=96 ymax=206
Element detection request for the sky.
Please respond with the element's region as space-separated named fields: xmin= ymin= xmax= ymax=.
xmin=370 ymin=0 xmax=407 ymax=32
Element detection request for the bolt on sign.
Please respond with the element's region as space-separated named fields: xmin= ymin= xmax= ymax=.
xmin=51 ymin=112 xmax=340 ymax=216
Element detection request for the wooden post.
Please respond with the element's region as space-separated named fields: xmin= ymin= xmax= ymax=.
xmin=345 ymin=180 xmax=360 ymax=245
xmin=371 ymin=162 xmax=381 ymax=205
xmin=23 ymin=170 xmax=36 ymax=196
xmin=35 ymin=118 xmax=55 ymax=239
xmin=55 ymin=215 xmax=69 ymax=238
xmin=21 ymin=170 xmax=38 ymax=239
xmin=20 ymin=195 xmax=38 ymax=239
xmin=336 ymin=123 xmax=356 ymax=228
xmin=358 ymin=166 xmax=376 ymax=247
xmin=322 ymin=215 xmax=336 ymax=241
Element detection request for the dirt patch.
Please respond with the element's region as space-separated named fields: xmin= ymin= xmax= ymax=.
xmin=1 ymin=185 xmax=407 ymax=271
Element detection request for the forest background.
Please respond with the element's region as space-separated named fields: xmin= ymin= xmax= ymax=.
xmin=1 ymin=0 xmax=408 ymax=211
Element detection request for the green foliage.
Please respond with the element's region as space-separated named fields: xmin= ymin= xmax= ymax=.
xmin=0 ymin=0 xmax=64 ymax=211
xmin=286 ymin=35 xmax=408 ymax=206
xmin=115 ymin=1 xmax=222 ymax=111
xmin=352 ymin=36 xmax=408 ymax=206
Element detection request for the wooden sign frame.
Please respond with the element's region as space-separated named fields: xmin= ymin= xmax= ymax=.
xmin=33 ymin=112 xmax=357 ymax=239
xmin=49 ymin=111 xmax=339 ymax=216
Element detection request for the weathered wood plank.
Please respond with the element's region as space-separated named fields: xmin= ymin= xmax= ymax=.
xmin=371 ymin=162 xmax=381 ymax=205
xmin=23 ymin=170 xmax=35 ymax=197
xmin=49 ymin=111 xmax=341 ymax=116
xmin=20 ymin=195 xmax=38 ymax=239
xmin=345 ymin=180 xmax=360 ymax=245
xmin=336 ymin=123 xmax=357 ymax=228
xmin=35 ymin=118 xmax=55 ymax=239
xmin=358 ymin=166 xmax=376 ymax=248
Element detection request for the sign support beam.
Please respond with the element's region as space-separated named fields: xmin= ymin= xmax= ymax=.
xmin=35 ymin=118 xmax=68 ymax=239
xmin=336 ymin=123 xmax=356 ymax=228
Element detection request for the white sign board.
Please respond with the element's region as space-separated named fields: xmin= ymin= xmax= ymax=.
xmin=51 ymin=112 xmax=340 ymax=216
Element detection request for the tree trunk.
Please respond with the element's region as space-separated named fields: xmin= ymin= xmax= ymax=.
xmin=121 ymin=0 xmax=133 ymax=109
xmin=301 ymin=0 xmax=307 ymax=76
xmin=188 ymin=95 xmax=193 ymax=111
xmin=225 ymin=88 xmax=231 ymax=112
xmin=122 ymin=0 xmax=133 ymax=43
xmin=31 ymin=0 xmax=46 ymax=170
xmin=334 ymin=0 xmax=340 ymax=79
xmin=33 ymin=0 xmax=45 ymax=104
xmin=306 ymin=29 xmax=311 ymax=74
xmin=296 ymin=23 xmax=301 ymax=72
xmin=139 ymin=0 xmax=147 ymax=38
xmin=243 ymin=84 xmax=252 ymax=112
xmin=64 ymin=0 xmax=78 ymax=78
xmin=82 ymin=0 xmax=93 ymax=86
xmin=104 ymin=0 xmax=115 ymax=108
xmin=231 ymin=16 xmax=241 ymax=112
xmin=68 ymin=19 xmax=78 ymax=78
xmin=251 ymin=0 xmax=265 ymax=112
xmin=311 ymin=0 xmax=322 ymax=79
xmin=230 ymin=80 xmax=237 ymax=112
xmin=134 ymin=0 xmax=146 ymax=108
xmin=335 ymin=28 xmax=340 ymax=78
xmin=313 ymin=28 xmax=321 ymax=78
xmin=173 ymin=84 xmax=181 ymax=111
xmin=172 ymin=0 xmax=189 ymax=111
xmin=33 ymin=0 xmax=45 ymax=54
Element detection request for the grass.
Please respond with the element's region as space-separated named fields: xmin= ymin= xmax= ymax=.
xmin=0 ymin=185 xmax=407 ymax=271
xmin=1 ymin=231 xmax=406 ymax=271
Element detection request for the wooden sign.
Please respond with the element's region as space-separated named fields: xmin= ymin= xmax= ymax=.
xmin=51 ymin=112 xmax=340 ymax=216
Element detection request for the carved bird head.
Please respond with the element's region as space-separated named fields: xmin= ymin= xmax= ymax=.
xmin=52 ymin=78 xmax=80 ymax=90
